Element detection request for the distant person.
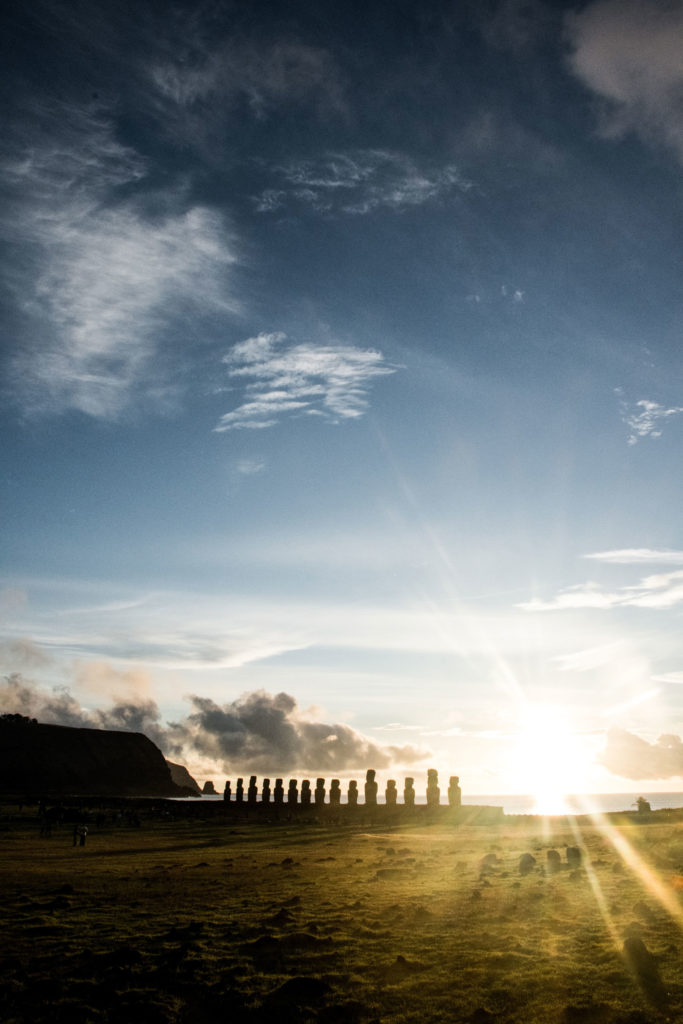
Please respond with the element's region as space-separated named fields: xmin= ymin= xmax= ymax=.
xmin=72 ymin=825 xmax=79 ymax=847
xmin=78 ymin=824 xmax=88 ymax=847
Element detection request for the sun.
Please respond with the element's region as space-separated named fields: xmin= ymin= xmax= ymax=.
xmin=511 ymin=703 xmax=587 ymax=815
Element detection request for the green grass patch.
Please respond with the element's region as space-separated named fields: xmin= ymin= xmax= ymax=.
xmin=1 ymin=810 xmax=682 ymax=1021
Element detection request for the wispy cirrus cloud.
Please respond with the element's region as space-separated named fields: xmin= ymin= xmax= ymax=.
xmin=233 ymin=458 xmax=267 ymax=476
xmin=2 ymin=101 xmax=239 ymax=418
xmin=584 ymin=549 xmax=683 ymax=565
xmin=151 ymin=38 xmax=344 ymax=112
xmin=254 ymin=150 xmax=472 ymax=215
xmin=566 ymin=0 xmax=683 ymax=163
xmin=149 ymin=38 xmax=345 ymax=151
xmin=214 ymin=332 xmax=398 ymax=431
xmin=617 ymin=395 xmax=683 ymax=445
xmin=651 ymin=672 xmax=683 ymax=686
xmin=519 ymin=567 xmax=683 ymax=613
xmin=551 ymin=641 xmax=626 ymax=672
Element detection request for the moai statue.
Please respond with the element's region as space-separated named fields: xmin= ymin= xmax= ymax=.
xmin=247 ymin=775 xmax=258 ymax=805
xmin=235 ymin=778 xmax=244 ymax=804
xmin=347 ymin=780 xmax=358 ymax=806
xmin=448 ymin=776 xmax=462 ymax=809
xmin=301 ymin=780 xmax=312 ymax=806
xmin=403 ymin=778 xmax=415 ymax=808
xmin=261 ymin=778 xmax=271 ymax=804
xmin=385 ymin=780 xmax=397 ymax=807
xmin=426 ymin=769 xmax=440 ymax=807
xmin=330 ymin=779 xmax=341 ymax=807
xmin=274 ymin=779 xmax=284 ymax=805
xmin=223 ymin=781 xmax=232 ymax=802
xmin=365 ymin=769 xmax=378 ymax=807
xmin=314 ymin=778 xmax=326 ymax=807
xmin=288 ymin=779 xmax=298 ymax=804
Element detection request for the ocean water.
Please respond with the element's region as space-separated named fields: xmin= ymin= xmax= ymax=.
xmin=468 ymin=793 xmax=683 ymax=815
xmin=472 ymin=792 xmax=683 ymax=816
xmin=187 ymin=792 xmax=683 ymax=815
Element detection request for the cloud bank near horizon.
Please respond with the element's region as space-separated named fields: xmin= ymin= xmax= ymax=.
xmin=0 ymin=674 xmax=427 ymax=775
xmin=601 ymin=727 xmax=683 ymax=781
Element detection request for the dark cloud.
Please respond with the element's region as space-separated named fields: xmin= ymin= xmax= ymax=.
xmin=94 ymin=700 xmax=167 ymax=749
xmin=600 ymin=727 xmax=683 ymax=780
xmin=0 ymin=675 xmax=428 ymax=773
xmin=0 ymin=673 xmax=164 ymax=740
xmin=169 ymin=690 xmax=428 ymax=773
xmin=1 ymin=673 xmax=93 ymax=728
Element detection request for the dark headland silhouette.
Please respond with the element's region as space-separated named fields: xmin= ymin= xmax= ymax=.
xmin=0 ymin=717 xmax=195 ymax=798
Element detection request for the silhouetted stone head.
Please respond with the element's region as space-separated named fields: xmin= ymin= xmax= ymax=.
xmin=347 ymin=780 xmax=358 ymax=806
xmin=426 ymin=769 xmax=440 ymax=807
xmin=364 ymin=769 xmax=378 ymax=806
xmin=447 ymin=776 xmax=462 ymax=808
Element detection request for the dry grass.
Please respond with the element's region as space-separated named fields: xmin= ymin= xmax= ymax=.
xmin=2 ymin=806 xmax=683 ymax=1022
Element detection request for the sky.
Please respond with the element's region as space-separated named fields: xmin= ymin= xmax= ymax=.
xmin=2 ymin=0 xmax=683 ymax=799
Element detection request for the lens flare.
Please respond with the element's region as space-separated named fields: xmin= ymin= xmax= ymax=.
xmin=511 ymin=703 xmax=587 ymax=815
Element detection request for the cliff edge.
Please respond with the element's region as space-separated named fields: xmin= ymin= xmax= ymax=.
xmin=0 ymin=719 xmax=190 ymax=797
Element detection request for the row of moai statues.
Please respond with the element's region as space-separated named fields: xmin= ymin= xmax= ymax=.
xmin=222 ymin=769 xmax=462 ymax=808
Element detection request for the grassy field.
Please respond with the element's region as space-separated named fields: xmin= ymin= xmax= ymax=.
xmin=2 ymin=806 xmax=683 ymax=1023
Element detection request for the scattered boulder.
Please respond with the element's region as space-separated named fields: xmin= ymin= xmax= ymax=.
xmin=519 ymin=853 xmax=536 ymax=876
xmin=381 ymin=954 xmax=426 ymax=982
xmin=566 ymin=846 xmax=582 ymax=867
xmin=546 ymin=849 xmax=562 ymax=873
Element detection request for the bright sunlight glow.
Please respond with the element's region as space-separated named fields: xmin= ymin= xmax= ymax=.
xmin=511 ymin=704 xmax=589 ymax=815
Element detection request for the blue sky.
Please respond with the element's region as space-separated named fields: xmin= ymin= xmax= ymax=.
xmin=3 ymin=0 xmax=683 ymax=797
